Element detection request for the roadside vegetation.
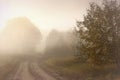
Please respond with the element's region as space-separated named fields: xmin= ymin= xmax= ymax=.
xmin=40 ymin=0 xmax=120 ymax=80
xmin=0 ymin=55 xmax=20 ymax=80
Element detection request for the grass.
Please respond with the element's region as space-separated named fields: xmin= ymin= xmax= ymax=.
xmin=0 ymin=56 xmax=20 ymax=80
xmin=40 ymin=55 xmax=120 ymax=80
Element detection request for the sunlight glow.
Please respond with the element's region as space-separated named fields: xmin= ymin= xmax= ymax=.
xmin=0 ymin=0 xmax=102 ymax=34
xmin=0 ymin=0 xmax=88 ymax=34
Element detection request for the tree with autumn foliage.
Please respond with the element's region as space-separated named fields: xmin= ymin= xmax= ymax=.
xmin=75 ymin=0 xmax=120 ymax=65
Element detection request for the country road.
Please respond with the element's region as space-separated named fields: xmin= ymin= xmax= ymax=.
xmin=8 ymin=61 xmax=57 ymax=80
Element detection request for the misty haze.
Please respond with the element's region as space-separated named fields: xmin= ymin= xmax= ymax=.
xmin=0 ymin=0 xmax=120 ymax=80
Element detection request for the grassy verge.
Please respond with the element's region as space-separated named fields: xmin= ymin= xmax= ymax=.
xmin=0 ymin=56 xmax=20 ymax=80
xmin=40 ymin=55 xmax=120 ymax=80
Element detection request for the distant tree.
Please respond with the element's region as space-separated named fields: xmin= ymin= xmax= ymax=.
xmin=45 ymin=30 xmax=66 ymax=57
xmin=45 ymin=29 xmax=75 ymax=58
xmin=75 ymin=0 xmax=120 ymax=65
xmin=0 ymin=17 xmax=41 ymax=54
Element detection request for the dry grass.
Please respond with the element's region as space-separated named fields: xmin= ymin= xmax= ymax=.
xmin=40 ymin=55 xmax=120 ymax=80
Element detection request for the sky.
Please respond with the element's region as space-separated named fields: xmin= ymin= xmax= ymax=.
xmin=0 ymin=0 xmax=102 ymax=34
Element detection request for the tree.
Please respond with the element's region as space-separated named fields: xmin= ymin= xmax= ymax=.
xmin=44 ymin=29 xmax=75 ymax=58
xmin=0 ymin=17 xmax=41 ymax=54
xmin=75 ymin=0 xmax=120 ymax=65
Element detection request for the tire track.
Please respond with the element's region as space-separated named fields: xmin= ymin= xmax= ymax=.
xmin=29 ymin=62 xmax=56 ymax=80
xmin=11 ymin=61 xmax=35 ymax=80
xmin=8 ymin=61 xmax=59 ymax=80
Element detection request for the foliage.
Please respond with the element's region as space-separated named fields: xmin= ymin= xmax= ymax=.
xmin=75 ymin=0 xmax=120 ymax=65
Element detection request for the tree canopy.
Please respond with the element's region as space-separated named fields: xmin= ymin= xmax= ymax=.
xmin=0 ymin=17 xmax=41 ymax=54
xmin=76 ymin=0 xmax=120 ymax=65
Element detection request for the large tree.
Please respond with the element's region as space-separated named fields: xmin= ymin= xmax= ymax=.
xmin=76 ymin=0 xmax=120 ymax=65
xmin=0 ymin=17 xmax=41 ymax=54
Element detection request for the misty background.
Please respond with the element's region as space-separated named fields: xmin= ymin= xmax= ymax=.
xmin=0 ymin=0 xmax=103 ymax=34
xmin=0 ymin=0 xmax=120 ymax=80
xmin=0 ymin=0 xmax=104 ymax=55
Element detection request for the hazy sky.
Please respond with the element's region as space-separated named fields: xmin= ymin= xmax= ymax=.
xmin=0 ymin=0 xmax=102 ymax=33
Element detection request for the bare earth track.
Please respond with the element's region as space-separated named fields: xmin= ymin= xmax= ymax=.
xmin=8 ymin=61 xmax=58 ymax=80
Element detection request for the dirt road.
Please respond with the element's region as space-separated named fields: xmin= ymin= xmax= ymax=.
xmin=30 ymin=62 xmax=56 ymax=80
xmin=8 ymin=61 xmax=57 ymax=80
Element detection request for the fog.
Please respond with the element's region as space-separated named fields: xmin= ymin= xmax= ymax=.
xmin=0 ymin=17 xmax=76 ymax=71
xmin=0 ymin=17 xmax=75 ymax=57
xmin=0 ymin=0 xmax=120 ymax=80
xmin=0 ymin=17 xmax=41 ymax=55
